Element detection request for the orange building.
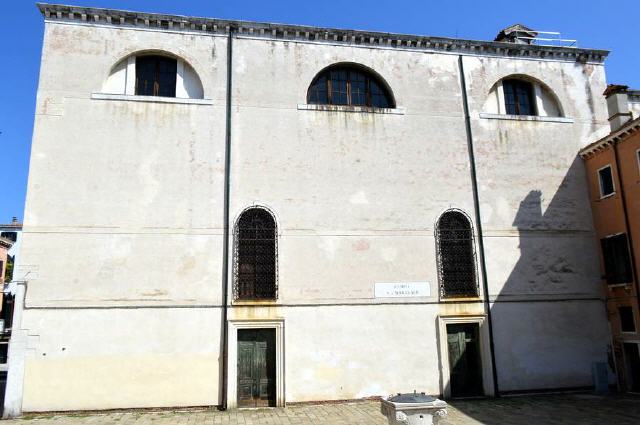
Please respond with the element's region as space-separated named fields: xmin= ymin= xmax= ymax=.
xmin=0 ymin=238 xmax=11 ymax=285
xmin=580 ymin=85 xmax=640 ymax=392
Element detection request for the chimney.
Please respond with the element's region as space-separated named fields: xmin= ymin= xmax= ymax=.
xmin=11 ymin=217 xmax=17 ymax=223
xmin=495 ymin=24 xmax=538 ymax=45
xmin=604 ymin=84 xmax=633 ymax=131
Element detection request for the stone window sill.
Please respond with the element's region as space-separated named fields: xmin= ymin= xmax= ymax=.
xmin=298 ymin=103 xmax=405 ymax=115
xmin=607 ymin=283 xmax=630 ymax=288
xmin=479 ymin=112 xmax=573 ymax=123
xmin=91 ymin=93 xmax=214 ymax=105
xmin=232 ymin=299 xmax=278 ymax=306
xmin=439 ymin=296 xmax=482 ymax=303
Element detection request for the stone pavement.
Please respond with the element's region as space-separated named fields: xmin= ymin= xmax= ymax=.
xmin=5 ymin=393 xmax=640 ymax=424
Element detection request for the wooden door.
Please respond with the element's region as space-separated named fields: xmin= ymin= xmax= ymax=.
xmin=447 ymin=323 xmax=483 ymax=397
xmin=623 ymin=343 xmax=640 ymax=392
xmin=237 ymin=329 xmax=276 ymax=407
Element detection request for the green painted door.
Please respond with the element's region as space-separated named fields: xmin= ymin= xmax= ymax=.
xmin=237 ymin=329 xmax=276 ymax=407
xmin=447 ymin=323 xmax=483 ymax=397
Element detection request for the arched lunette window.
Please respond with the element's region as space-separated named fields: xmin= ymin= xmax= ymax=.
xmin=102 ymin=52 xmax=204 ymax=99
xmin=484 ymin=76 xmax=563 ymax=118
xmin=234 ymin=207 xmax=278 ymax=300
xmin=307 ymin=65 xmax=395 ymax=108
xmin=436 ymin=210 xmax=479 ymax=298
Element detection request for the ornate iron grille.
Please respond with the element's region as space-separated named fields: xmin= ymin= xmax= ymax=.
xmin=436 ymin=210 xmax=479 ymax=298
xmin=233 ymin=207 xmax=278 ymax=300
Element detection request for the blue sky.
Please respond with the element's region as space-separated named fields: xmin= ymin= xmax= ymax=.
xmin=1 ymin=0 xmax=638 ymax=223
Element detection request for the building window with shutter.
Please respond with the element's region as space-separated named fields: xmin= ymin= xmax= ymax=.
xmin=601 ymin=233 xmax=633 ymax=285
xmin=436 ymin=210 xmax=479 ymax=298
xmin=234 ymin=207 xmax=278 ymax=300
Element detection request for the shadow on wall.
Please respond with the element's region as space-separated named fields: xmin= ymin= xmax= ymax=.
xmin=490 ymin=156 xmax=610 ymax=395
xmin=443 ymin=157 xmax=611 ymax=403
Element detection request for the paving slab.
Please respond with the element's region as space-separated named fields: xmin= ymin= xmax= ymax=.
xmin=5 ymin=394 xmax=640 ymax=424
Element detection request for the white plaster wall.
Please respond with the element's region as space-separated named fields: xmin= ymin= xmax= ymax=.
xmin=491 ymin=300 xmax=609 ymax=391
xmin=177 ymin=60 xmax=205 ymax=99
xmin=462 ymin=55 xmax=610 ymax=390
xmin=229 ymin=39 xmax=477 ymax=305
xmin=22 ymin=23 xmax=227 ymax=305
xmin=101 ymin=58 xmax=127 ymax=94
xmin=283 ymin=305 xmax=442 ymax=401
xmin=17 ymin=18 xmax=613 ymax=411
xmin=223 ymin=38 xmax=610 ymax=396
xmin=18 ymin=23 xmax=228 ymax=410
xmin=20 ymin=308 xmax=222 ymax=411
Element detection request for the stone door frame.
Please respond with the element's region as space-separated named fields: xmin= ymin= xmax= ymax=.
xmin=227 ymin=319 xmax=285 ymax=409
xmin=437 ymin=314 xmax=495 ymax=398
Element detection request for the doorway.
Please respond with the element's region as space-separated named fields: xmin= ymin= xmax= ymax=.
xmin=237 ymin=328 xmax=276 ymax=408
xmin=623 ymin=342 xmax=640 ymax=392
xmin=447 ymin=323 xmax=483 ymax=397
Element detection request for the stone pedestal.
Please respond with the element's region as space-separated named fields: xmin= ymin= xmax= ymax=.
xmin=381 ymin=392 xmax=448 ymax=425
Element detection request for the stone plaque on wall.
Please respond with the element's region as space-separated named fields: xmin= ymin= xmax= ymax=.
xmin=374 ymin=282 xmax=430 ymax=298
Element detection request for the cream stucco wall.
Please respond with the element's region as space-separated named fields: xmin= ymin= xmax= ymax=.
xmin=14 ymin=13 xmax=613 ymax=412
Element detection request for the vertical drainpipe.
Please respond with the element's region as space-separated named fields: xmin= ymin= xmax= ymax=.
xmin=457 ymin=55 xmax=500 ymax=396
xmin=220 ymin=25 xmax=235 ymax=411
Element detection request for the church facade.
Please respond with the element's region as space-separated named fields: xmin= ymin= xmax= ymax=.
xmin=6 ymin=4 xmax=613 ymax=414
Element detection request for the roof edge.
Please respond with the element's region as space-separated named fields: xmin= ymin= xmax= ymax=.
xmin=579 ymin=117 xmax=640 ymax=158
xmin=36 ymin=3 xmax=609 ymax=63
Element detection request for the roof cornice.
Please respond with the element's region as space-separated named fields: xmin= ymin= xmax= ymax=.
xmin=37 ymin=3 xmax=609 ymax=64
xmin=0 ymin=237 xmax=13 ymax=249
xmin=579 ymin=117 xmax=640 ymax=158
xmin=0 ymin=223 xmax=22 ymax=230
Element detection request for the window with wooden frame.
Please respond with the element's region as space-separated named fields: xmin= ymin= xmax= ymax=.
xmin=436 ymin=210 xmax=479 ymax=298
xmin=307 ymin=65 xmax=395 ymax=108
xmin=620 ymin=306 xmax=636 ymax=333
xmin=234 ymin=208 xmax=278 ymax=300
xmin=502 ymin=79 xmax=536 ymax=116
xmin=135 ymin=55 xmax=177 ymax=97
xmin=598 ymin=165 xmax=615 ymax=198
xmin=601 ymin=233 xmax=633 ymax=285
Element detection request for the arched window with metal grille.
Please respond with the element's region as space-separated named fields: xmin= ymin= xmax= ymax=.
xmin=234 ymin=207 xmax=278 ymax=300
xmin=436 ymin=210 xmax=479 ymax=298
xmin=307 ymin=64 xmax=395 ymax=109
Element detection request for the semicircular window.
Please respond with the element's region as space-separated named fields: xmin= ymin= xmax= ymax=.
xmin=234 ymin=208 xmax=278 ymax=300
xmin=102 ymin=53 xmax=204 ymax=99
xmin=436 ymin=210 xmax=479 ymax=298
xmin=307 ymin=65 xmax=395 ymax=108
